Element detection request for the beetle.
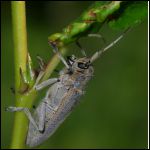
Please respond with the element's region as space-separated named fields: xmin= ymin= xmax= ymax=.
xmin=6 ymin=28 xmax=129 ymax=147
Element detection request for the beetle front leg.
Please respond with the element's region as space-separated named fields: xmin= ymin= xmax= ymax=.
xmin=49 ymin=42 xmax=70 ymax=69
xmin=76 ymin=41 xmax=86 ymax=57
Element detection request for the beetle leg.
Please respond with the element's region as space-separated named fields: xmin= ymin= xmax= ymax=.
xmin=35 ymin=78 xmax=59 ymax=91
xmin=6 ymin=106 xmax=40 ymax=131
xmin=34 ymin=71 xmax=45 ymax=87
xmin=76 ymin=41 xmax=86 ymax=56
xmin=90 ymin=28 xmax=130 ymax=63
xmin=6 ymin=105 xmax=47 ymax=132
xmin=36 ymin=55 xmax=46 ymax=71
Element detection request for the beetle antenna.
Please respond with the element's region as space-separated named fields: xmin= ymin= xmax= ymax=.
xmin=90 ymin=28 xmax=131 ymax=63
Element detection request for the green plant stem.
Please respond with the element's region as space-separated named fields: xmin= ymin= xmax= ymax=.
xmin=12 ymin=1 xmax=27 ymax=89
xmin=11 ymin=1 xmax=33 ymax=148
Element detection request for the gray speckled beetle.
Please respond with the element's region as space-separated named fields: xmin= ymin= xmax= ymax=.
xmin=7 ymin=29 xmax=129 ymax=147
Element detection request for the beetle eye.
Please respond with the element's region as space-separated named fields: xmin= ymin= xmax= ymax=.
xmin=78 ymin=62 xmax=89 ymax=69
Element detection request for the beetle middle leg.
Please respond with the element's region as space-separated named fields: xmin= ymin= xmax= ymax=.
xmin=35 ymin=78 xmax=59 ymax=91
xmin=33 ymin=63 xmax=60 ymax=91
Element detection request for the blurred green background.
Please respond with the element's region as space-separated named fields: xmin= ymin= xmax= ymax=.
xmin=1 ymin=1 xmax=148 ymax=149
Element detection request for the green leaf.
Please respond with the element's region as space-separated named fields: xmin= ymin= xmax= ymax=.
xmin=109 ymin=1 xmax=148 ymax=30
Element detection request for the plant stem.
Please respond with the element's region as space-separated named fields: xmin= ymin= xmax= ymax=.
xmin=12 ymin=1 xmax=28 ymax=90
xmin=11 ymin=1 xmax=30 ymax=148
